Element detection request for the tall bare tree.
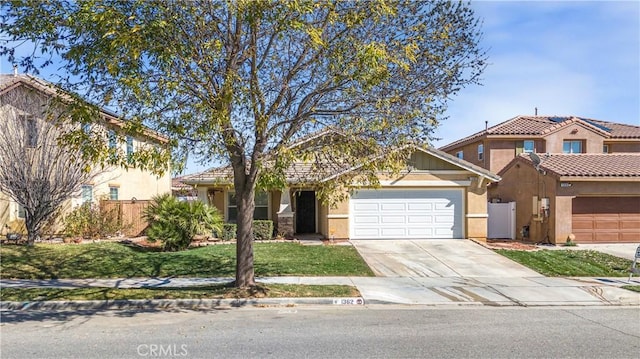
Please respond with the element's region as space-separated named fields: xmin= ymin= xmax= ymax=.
xmin=0 ymin=82 xmax=101 ymax=245
xmin=2 ymin=0 xmax=486 ymax=286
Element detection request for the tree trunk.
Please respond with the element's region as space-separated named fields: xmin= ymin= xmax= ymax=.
xmin=25 ymin=215 xmax=36 ymax=246
xmin=235 ymin=186 xmax=256 ymax=288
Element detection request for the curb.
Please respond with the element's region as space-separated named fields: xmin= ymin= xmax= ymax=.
xmin=0 ymin=297 xmax=365 ymax=312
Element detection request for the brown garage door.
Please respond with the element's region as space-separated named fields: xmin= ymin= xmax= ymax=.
xmin=572 ymin=197 xmax=640 ymax=243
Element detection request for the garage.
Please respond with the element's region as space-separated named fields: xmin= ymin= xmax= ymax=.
xmin=349 ymin=189 xmax=464 ymax=239
xmin=572 ymin=197 xmax=640 ymax=243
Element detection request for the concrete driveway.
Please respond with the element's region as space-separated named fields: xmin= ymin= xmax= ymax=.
xmin=351 ymin=239 xmax=542 ymax=278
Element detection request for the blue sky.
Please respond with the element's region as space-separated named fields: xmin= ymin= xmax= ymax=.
xmin=433 ymin=0 xmax=640 ymax=148
xmin=2 ymin=1 xmax=638 ymax=175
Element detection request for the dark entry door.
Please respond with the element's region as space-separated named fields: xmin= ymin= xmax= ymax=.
xmin=296 ymin=191 xmax=316 ymax=234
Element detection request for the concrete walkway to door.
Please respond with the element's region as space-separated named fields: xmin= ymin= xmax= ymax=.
xmin=351 ymin=239 xmax=542 ymax=278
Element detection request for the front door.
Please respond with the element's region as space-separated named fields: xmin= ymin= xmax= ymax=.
xmin=296 ymin=191 xmax=316 ymax=234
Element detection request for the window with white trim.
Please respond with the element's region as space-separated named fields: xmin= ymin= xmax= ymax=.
xmin=523 ymin=140 xmax=535 ymax=153
xmin=17 ymin=204 xmax=26 ymax=219
xmin=456 ymin=151 xmax=463 ymax=159
xmin=109 ymin=186 xmax=119 ymax=200
xmin=563 ymin=140 xmax=582 ymax=154
xmin=24 ymin=115 xmax=37 ymax=148
xmin=603 ymin=144 xmax=609 ymax=153
xmin=227 ymin=191 xmax=269 ymax=223
xmin=126 ymin=136 xmax=134 ymax=161
xmin=81 ymin=185 xmax=93 ymax=204
xmin=477 ymin=144 xmax=484 ymax=161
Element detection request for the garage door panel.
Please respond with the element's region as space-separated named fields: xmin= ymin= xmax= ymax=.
xmin=572 ymin=197 xmax=640 ymax=243
xmin=381 ymin=228 xmax=406 ymax=237
xmin=353 ymin=203 xmax=379 ymax=212
xmin=408 ymin=216 xmax=429 ymax=223
xmin=382 ymin=216 xmax=406 ymax=224
xmin=622 ymin=232 xmax=640 ymax=241
xmin=354 ymin=228 xmax=380 ymax=237
xmin=350 ymin=189 xmax=463 ymax=239
xmin=354 ymin=216 xmax=379 ymax=224
xmin=381 ymin=203 xmax=405 ymax=211
xmin=408 ymin=203 xmax=432 ymax=211
xmin=408 ymin=228 xmax=433 ymax=236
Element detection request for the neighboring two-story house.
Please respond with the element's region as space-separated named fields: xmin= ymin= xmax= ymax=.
xmin=439 ymin=115 xmax=640 ymax=244
xmin=0 ymin=74 xmax=172 ymax=232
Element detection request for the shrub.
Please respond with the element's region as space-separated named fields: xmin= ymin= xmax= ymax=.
xmin=217 ymin=221 xmax=274 ymax=241
xmin=144 ymin=194 xmax=223 ymax=251
xmin=253 ymin=220 xmax=274 ymax=240
xmin=63 ymin=203 xmax=122 ymax=238
xmin=221 ymin=224 xmax=237 ymax=241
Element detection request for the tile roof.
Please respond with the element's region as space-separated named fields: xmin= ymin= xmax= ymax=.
xmin=0 ymin=73 xmax=169 ymax=143
xmin=439 ymin=115 xmax=640 ymax=150
xmin=513 ymin=153 xmax=640 ymax=178
xmin=182 ymin=144 xmax=500 ymax=186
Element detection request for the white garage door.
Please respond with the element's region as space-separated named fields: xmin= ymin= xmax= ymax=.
xmin=350 ymin=189 xmax=463 ymax=239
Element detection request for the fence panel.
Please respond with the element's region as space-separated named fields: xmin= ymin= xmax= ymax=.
xmin=101 ymin=200 xmax=151 ymax=237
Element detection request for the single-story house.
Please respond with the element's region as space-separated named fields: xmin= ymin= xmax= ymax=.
xmin=182 ymin=142 xmax=500 ymax=241
xmin=493 ymin=153 xmax=640 ymax=244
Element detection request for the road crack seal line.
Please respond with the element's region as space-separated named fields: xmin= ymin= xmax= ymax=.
xmin=581 ymin=286 xmax=611 ymax=304
xmin=562 ymin=308 xmax=640 ymax=339
xmin=485 ymin=285 xmax=527 ymax=307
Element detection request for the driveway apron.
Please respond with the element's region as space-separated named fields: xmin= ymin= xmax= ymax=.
xmin=351 ymin=239 xmax=542 ymax=278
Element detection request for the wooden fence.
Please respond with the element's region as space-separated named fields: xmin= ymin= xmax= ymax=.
xmin=101 ymin=200 xmax=151 ymax=237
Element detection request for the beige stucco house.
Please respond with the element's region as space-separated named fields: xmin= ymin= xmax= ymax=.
xmin=440 ymin=115 xmax=640 ymax=244
xmin=183 ymin=140 xmax=500 ymax=241
xmin=0 ymin=74 xmax=171 ymax=231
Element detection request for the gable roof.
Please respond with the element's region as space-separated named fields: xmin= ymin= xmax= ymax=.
xmin=0 ymin=74 xmax=169 ymax=144
xmin=439 ymin=115 xmax=640 ymax=151
xmin=182 ymin=142 xmax=500 ymax=186
xmin=503 ymin=153 xmax=640 ymax=180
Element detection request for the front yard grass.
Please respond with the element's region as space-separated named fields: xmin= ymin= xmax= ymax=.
xmin=0 ymin=284 xmax=360 ymax=302
xmin=0 ymin=241 xmax=374 ymax=279
xmin=495 ymin=249 xmax=632 ymax=277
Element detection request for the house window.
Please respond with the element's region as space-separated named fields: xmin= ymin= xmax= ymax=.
xmin=563 ymin=140 xmax=582 ymax=154
xmin=24 ymin=116 xmax=37 ymax=148
xmin=523 ymin=140 xmax=535 ymax=153
xmin=477 ymin=144 xmax=484 ymax=161
xmin=108 ymin=131 xmax=117 ymax=149
xmin=456 ymin=151 xmax=463 ymax=159
xmin=227 ymin=191 xmax=269 ymax=223
xmin=81 ymin=185 xmax=93 ymax=204
xmin=126 ymin=136 xmax=134 ymax=160
xmin=603 ymin=144 xmax=609 ymax=153
xmin=109 ymin=186 xmax=119 ymax=200
xmin=17 ymin=204 xmax=26 ymax=219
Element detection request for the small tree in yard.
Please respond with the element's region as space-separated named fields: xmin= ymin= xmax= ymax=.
xmin=2 ymin=0 xmax=486 ymax=286
xmin=0 ymin=87 xmax=101 ymax=245
xmin=144 ymin=194 xmax=223 ymax=252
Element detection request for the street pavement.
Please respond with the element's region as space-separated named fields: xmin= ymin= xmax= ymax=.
xmin=1 ymin=240 xmax=639 ymax=310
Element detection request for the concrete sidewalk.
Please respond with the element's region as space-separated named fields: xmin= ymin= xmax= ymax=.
xmin=2 ymin=275 xmax=639 ymax=310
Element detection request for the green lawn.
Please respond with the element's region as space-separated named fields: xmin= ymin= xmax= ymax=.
xmin=0 ymin=242 xmax=374 ymax=279
xmin=495 ymin=249 xmax=632 ymax=277
xmin=0 ymin=284 xmax=360 ymax=301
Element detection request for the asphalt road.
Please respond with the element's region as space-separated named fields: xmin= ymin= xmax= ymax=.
xmin=1 ymin=306 xmax=639 ymax=358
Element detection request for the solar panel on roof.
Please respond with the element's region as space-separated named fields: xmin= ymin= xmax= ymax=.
xmin=549 ymin=117 xmax=565 ymax=123
xmin=579 ymin=118 xmax=611 ymax=132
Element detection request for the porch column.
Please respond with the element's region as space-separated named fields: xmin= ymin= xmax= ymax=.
xmin=277 ymin=188 xmax=294 ymax=238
